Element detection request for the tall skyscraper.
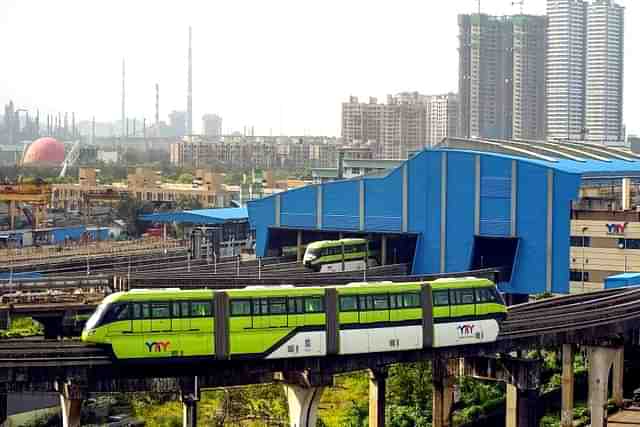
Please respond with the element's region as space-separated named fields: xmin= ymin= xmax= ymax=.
xmin=187 ymin=26 xmax=193 ymax=137
xmin=512 ymin=16 xmax=547 ymax=140
xmin=586 ymin=0 xmax=625 ymax=143
xmin=458 ymin=14 xmax=547 ymax=140
xmin=546 ymin=0 xmax=587 ymax=141
xmin=546 ymin=0 xmax=625 ymax=143
xmin=458 ymin=14 xmax=514 ymax=139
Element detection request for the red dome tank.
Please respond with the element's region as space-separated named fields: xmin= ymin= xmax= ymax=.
xmin=22 ymin=137 xmax=65 ymax=166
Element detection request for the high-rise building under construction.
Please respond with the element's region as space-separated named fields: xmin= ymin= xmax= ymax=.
xmin=457 ymin=14 xmax=546 ymax=140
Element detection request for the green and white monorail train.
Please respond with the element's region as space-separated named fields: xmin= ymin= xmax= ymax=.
xmin=81 ymin=278 xmax=506 ymax=360
xmin=303 ymin=238 xmax=378 ymax=272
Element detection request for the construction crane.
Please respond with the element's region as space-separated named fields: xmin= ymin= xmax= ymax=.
xmin=0 ymin=182 xmax=51 ymax=229
xmin=59 ymin=140 xmax=81 ymax=178
xmin=81 ymin=189 xmax=128 ymax=225
xmin=512 ymin=0 xmax=524 ymax=14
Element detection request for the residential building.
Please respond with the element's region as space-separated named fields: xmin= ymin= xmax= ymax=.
xmin=458 ymin=14 xmax=546 ymax=140
xmin=427 ymin=93 xmax=459 ymax=147
xmin=379 ymin=93 xmax=429 ymax=159
xmin=170 ymin=136 xmax=341 ymax=170
xmin=512 ymin=15 xmax=547 ymax=140
xmin=546 ymin=0 xmax=588 ymax=141
xmin=546 ymin=0 xmax=625 ymax=144
xmin=202 ymin=114 xmax=223 ymax=137
xmin=311 ymin=159 xmax=403 ymax=184
xmin=585 ymin=0 xmax=625 ymax=143
xmin=341 ymin=97 xmax=382 ymax=144
xmin=342 ymin=93 xmax=458 ymax=158
xmin=458 ymin=14 xmax=514 ymax=139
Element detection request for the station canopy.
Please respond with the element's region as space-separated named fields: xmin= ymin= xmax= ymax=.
xmin=139 ymin=207 xmax=248 ymax=225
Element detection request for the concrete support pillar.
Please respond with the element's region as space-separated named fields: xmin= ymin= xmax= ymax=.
xmin=561 ymin=344 xmax=575 ymax=427
xmin=8 ymin=201 xmax=15 ymax=230
xmin=55 ymin=381 xmax=85 ymax=427
xmin=506 ymin=385 xmax=539 ymax=427
xmin=369 ymin=368 xmax=387 ymax=427
xmin=0 ymin=393 xmax=6 ymax=425
xmin=296 ymin=230 xmax=303 ymax=263
xmin=180 ymin=376 xmax=200 ymax=427
xmin=284 ymin=384 xmax=325 ymax=427
xmin=432 ymin=358 xmax=455 ymax=427
xmin=612 ymin=347 xmax=625 ymax=408
xmin=587 ymin=346 xmax=618 ymax=427
xmin=182 ymin=397 xmax=198 ymax=427
xmin=381 ymin=235 xmax=387 ymax=266
xmin=622 ymin=177 xmax=631 ymax=211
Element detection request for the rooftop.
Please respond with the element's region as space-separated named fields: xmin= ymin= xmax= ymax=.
xmin=438 ymin=138 xmax=640 ymax=178
xmin=139 ymin=207 xmax=248 ymax=224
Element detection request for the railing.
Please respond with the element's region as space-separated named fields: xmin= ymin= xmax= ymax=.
xmin=0 ymin=238 xmax=187 ymax=265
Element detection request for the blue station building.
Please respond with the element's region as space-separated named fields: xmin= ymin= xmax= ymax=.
xmin=248 ymin=138 xmax=640 ymax=296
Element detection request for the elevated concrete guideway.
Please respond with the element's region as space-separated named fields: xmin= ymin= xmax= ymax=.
xmin=0 ymin=287 xmax=639 ymax=427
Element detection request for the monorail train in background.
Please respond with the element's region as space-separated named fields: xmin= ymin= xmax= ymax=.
xmin=81 ymin=278 xmax=507 ymax=360
xmin=303 ymin=238 xmax=379 ymax=272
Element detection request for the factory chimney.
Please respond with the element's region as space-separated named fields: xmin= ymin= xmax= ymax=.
xmin=121 ymin=58 xmax=126 ymax=137
xmin=187 ymin=26 xmax=193 ymax=138
xmin=155 ymin=83 xmax=160 ymax=126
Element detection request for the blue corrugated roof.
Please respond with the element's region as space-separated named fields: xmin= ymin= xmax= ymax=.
xmin=140 ymin=207 xmax=248 ymax=224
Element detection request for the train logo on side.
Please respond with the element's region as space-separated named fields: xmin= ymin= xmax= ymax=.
xmin=457 ymin=324 xmax=477 ymax=339
xmin=145 ymin=341 xmax=171 ymax=352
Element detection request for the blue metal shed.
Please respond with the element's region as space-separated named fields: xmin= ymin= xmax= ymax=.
xmin=604 ymin=273 xmax=640 ymax=289
xmin=248 ymin=140 xmax=640 ymax=296
xmin=139 ymin=208 xmax=248 ymax=224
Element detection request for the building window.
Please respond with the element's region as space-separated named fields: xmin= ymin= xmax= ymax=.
xmin=618 ymin=239 xmax=640 ymax=250
xmin=570 ymin=236 xmax=591 ymax=247
xmin=569 ymin=270 xmax=590 ymax=282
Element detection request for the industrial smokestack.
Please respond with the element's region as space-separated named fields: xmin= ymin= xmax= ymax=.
xmin=187 ymin=26 xmax=193 ymax=137
xmin=155 ymin=83 xmax=160 ymax=126
xmin=122 ymin=58 xmax=126 ymax=137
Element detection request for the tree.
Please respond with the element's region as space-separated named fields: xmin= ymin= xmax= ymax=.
xmin=175 ymin=195 xmax=202 ymax=211
xmin=177 ymin=173 xmax=194 ymax=184
xmin=116 ymin=198 xmax=148 ymax=237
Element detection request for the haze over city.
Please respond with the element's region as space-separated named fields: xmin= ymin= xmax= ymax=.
xmin=2 ymin=0 xmax=636 ymax=136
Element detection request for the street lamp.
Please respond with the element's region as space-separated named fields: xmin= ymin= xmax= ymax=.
xmin=581 ymin=226 xmax=588 ymax=292
xmin=618 ymin=231 xmax=627 ymax=272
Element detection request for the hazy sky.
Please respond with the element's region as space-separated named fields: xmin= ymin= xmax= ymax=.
xmin=1 ymin=0 xmax=636 ymax=136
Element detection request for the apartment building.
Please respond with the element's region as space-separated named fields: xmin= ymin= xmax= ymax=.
xmin=546 ymin=0 xmax=625 ymax=143
xmin=170 ymin=136 xmax=340 ymax=170
xmin=458 ymin=14 xmax=546 ymax=140
xmin=512 ymin=15 xmax=547 ymax=140
xmin=341 ymin=93 xmax=458 ymax=158
xmin=546 ymin=0 xmax=587 ymax=141
xmin=585 ymin=0 xmax=625 ymax=143
xmin=427 ymin=94 xmax=459 ymax=147
xmin=458 ymin=14 xmax=514 ymax=139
